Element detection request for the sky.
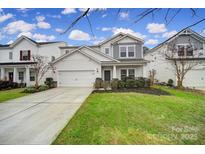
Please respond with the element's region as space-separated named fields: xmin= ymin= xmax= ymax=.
xmin=1 ymin=8 xmax=205 ymax=48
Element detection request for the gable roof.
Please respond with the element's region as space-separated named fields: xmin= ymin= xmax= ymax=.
xmin=0 ymin=35 xmax=65 ymax=49
xmin=98 ymin=32 xmax=125 ymax=45
xmin=148 ymin=28 xmax=205 ymax=54
xmin=52 ymin=45 xmax=120 ymax=65
xmin=110 ymin=33 xmax=144 ymax=44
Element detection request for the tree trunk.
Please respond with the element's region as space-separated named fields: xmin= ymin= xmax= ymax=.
xmin=177 ymin=80 xmax=183 ymax=89
xmin=35 ymin=74 xmax=39 ymax=89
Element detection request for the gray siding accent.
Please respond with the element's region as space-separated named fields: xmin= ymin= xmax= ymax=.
xmin=169 ymin=34 xmax=203 ymax=49
xmin=113 ymin=43 xmax=143 ymax=59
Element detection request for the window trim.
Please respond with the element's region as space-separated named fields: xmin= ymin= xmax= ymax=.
xmin=9 ymin=52 xmax=13 ymax=60
xmin=177 ymin=44 xmax=194 ymax=57
xmin=18 ymin=71 xmax=24 ymax=82
xmin=104 ymin=47 xmax=110 ymax=55
xmin=119 ymin=45 xmax=135 ymax=58
xmin=120 ymin=68 xmax=136 ymax=80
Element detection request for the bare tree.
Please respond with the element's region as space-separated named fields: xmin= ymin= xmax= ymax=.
xmin=32 ymin=55 xmax=54 ymax=88
xmin=163 ymin=40 xmax=204 ymax=88
xmin=60 ymin=8 xmax=205 ymax=36
xmin=149 ymin=69 xmax=156 ymax=86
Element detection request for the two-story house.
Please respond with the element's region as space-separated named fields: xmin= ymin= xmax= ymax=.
xmin=0 ymin=36 xmax=66 ymax=86
xmin=144 ymin=28 xmax=205 ymax=89
xmin=52 ymin=33 xmax=148 ymax=87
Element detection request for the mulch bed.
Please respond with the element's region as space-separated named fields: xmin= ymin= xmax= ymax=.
xmin=93 ymin=87 xmax=171 ymax=96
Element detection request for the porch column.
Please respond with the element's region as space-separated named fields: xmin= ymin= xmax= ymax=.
xmin=0 ymin=67 xmax=5 ymax=80
xmin=113 ymin=65 xmax=117 ymax=79
xmin=25 ymin=66 xmax=30 ymax=86
xmin=13 ymin=67 xmax=17 ymax=82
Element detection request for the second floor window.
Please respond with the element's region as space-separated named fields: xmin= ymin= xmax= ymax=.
xmin=104 ymin=48 xmax=110 ymax=55
xmin=177 ymin=45 xmax=194 ymax=57
xmin=20 ymin=50 xmax=31 ymax=61
xmin=178 ymin=45 xmax=185 ymax=56
xmin=9 ymin=52 xmax=13 ymax=60
xmin=119 ymin=45 xmax=135 ymax=58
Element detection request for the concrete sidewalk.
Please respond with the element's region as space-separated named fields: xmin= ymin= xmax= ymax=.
xmin=0 ymin=87 xmax=93 ymax=145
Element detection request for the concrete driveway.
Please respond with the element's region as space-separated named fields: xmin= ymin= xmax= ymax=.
xmin=0 ymin=87 xmax=93 ymax=145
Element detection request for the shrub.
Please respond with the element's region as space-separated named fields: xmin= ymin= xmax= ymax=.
xmin=23 ymin=86 xmax=36 ymax=93
xmin=118 ymin=80 xmax=126 ymax=89
xmin=125 ymin=79 xmax=136 ymax=88
xmin=94 ymin=78 xmax=103 ymax=89
xmin=136 ymin=77 xmax=145 ymax=88
xmin=167 ymin=79 xmax=174 ymax=87
xmin=39 ymin=85 xmax=49 ymax=91
xmin=102 ymin=81 xmax=109 ymax=90
xmin=0 ymin=81 xmax=19 ymax=90
xmin=144 ymin=78 xmax=151 ymax=87
xmin=111 ymin=78 xmax=118 ymax=90
xmin=44 ymin=78 xmax=54 ymax=88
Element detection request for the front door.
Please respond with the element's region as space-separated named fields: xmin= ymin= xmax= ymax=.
xmin=104 ymin=70 xmax=111 ymax=81
xmin=8 ymin=72 xmax=13 ymax=82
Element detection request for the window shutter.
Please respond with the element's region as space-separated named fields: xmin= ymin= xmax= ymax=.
xmin=20 ymin=50 xmax=22 ymax=60
xmin=28 ymin=50 xmax=31 ymax=60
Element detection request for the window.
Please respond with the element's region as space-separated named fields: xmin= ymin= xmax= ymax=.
xmin=20 ymin=50 xmax=30 ymax=61
xmin=65 ymin=50 xmax=70 ymax=54
xmin=186 ymin=45 xmax=193 ymax=56
xmin=177 ymin=45 xmax=185 ymax=56
xmin=128 ymin=46 xmax=135 ymax=57
xmin=128 ymin=69 xmax=135 ymax=79
xmin=9 ymin=52 xmax=13 ymax=60
xmin=18 ymin=72 xmax=24 ymax=82
xmin=119 ymin=45 xmax=135 ymax=58
xmin=120 ymin=69 xmax=135 ymax=80
xmin=104 ymin=48 xmax=110 ymax=55
xmin=30 ymin=71 xmax=35 ymax=81
xmin=119 ymin=46 xmax=127 ymax=57
xmin=120 ymin=69 xmax=127 ymax=80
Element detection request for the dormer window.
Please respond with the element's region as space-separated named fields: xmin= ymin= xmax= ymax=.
xmin=119 ymin=45 xmax=135 ymax=58
xmin=104 ymin=48 xmax=110 ymax=55
xmin=177 ymin=45 xmax=194 ymax=57
xmin=178 ymin=45 xmax=185 ymax=56
xmin=186 ymin=45 xmax=193 ymax=56
xmin=20 ymin=50 xmax=31 ymax=61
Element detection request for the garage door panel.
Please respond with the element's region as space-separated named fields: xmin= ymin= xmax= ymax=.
xmin=184 ymin=69 xmax=205 ymax=88
xmin=58 ymin=70 xmax=96 ymax=87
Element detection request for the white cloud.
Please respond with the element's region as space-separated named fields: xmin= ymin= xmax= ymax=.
xmin=32 ymin=33 xmax=55 ymax=42
xmin=37 ymin=21 xmax=51 ymax=29
xmin=145 ymin=39 xmax=159 ymax=45
xmin=61 ymin=8 xmax=77 ymax=15
xmin=16 ymin=8 xmax=30 ymax=13
xmin=102 ymin=14 xmax=107 ymax=18
xmin=101 ymin=27 xmax=112 ymax=31
xmin=36 ymin=16 xmax=51 ymax=29
xmin=4 ymin=20 xmax=36 ymax=35
xmin=36 ymin=16 xmax=45 ymax=22
xmin=112 ymin=27 xmax=146 ymax=39
xmin=162 ymin=30 xmax=177 ymax=38
xmin=92 ymin=36 xmax=105 ymax=44
xmin=68 ymin=29 xmax=90 ymax=41
xmin=119 ymin=12 xmax=129 ymax=20
xmin=0 ymin=13 xmax=13 ymax=23
xmin=17 ymin=32 xmax=33 ymax=38
xmin=17 ymin=32 xmax=56 ymax=42
xmin=55 ymin=28 xmax=64 ymax=33
xmin=0 ymin=32 xmax=5 ymax=40
xmin=47 ymin=14 xmax=61 ymax=19
xmin=146 ymin=23 xmax=167 ymax=33
xmin=7 ymin=40 xmax=14 ymax=44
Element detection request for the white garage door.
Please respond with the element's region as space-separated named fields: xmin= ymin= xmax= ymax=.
xmin=184 ymin=69 xmax=205 ymax=89
xmin=58 ymin=70 xmax=96 ymax=87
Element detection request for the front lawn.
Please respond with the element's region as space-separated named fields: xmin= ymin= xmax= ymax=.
xmin=0 ymin=88 xmax=28 ymax=103
xmin=53 ymin=86 xmax=205 ymax=145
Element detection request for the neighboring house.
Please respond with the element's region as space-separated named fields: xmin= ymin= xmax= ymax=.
xmin=52 ymin=33 xmax=148 ymax=87
xmin=0 ymin=36 xmax=67 ymax=86
xmin=144 ymin=28 xmax=205 ymax=89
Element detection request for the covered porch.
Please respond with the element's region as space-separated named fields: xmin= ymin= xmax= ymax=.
xmin=0 ymin=63 xmax=36 ymax=86
xmin=101 ymin=61 xmax=147 ymax=81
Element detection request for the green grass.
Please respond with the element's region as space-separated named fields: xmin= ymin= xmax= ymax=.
xmin=0 ymin=88 xmax=28 ymax=103
xmin=53 ymin=86 xmax=205 ymax=145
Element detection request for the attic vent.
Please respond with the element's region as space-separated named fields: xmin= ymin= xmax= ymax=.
xmin=65 ymin=50 xmax=70 ymax=54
